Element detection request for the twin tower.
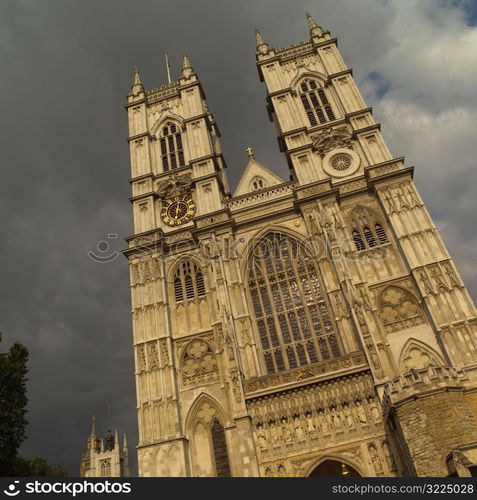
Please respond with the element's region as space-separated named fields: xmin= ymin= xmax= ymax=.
xmin=122 ymin=14 xmax=477 ymax=477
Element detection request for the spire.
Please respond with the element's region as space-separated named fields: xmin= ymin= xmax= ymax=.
xmin=255 ymin=28 xmax=270 ymax=55
xmin=182 ymin=53 xmax=191 ymax=70
xmin=133 ymin=66 xmax=141 ymax=86
xmin=87 ymin=415 xmax=100 ymax=453
xmin=114 ymin=429 xmax=119 ymax=448
xmin=123 ymin=433 xmax=128 ymax=454
xmin=130 ymin=66 xmax=145 ymax=96
xmin=90 ymin=414 xmax=97 ymax=439
xmin=306 ymin=12 xmax=323 ymax=38
xmin=181 ymin=53 xmax=194 ymax=78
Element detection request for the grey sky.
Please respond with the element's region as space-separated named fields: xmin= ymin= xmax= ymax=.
xmin=1 ymin=0 xmax=476 ymax=475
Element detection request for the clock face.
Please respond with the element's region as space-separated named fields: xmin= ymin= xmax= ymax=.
xmin=161 ymin=195 xmax=196 ymax=226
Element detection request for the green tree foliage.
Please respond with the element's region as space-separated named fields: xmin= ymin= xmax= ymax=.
xmin=13 ymin=457 xmax=68 ymax=477
xmin=0 ymin=333 xmax=29 ymax=476
xmin=0 ymin=333 xmax=68 ymax=477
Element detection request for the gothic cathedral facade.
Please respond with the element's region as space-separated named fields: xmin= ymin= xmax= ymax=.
xmin=124 ymin=14 xmax=477 ymax=477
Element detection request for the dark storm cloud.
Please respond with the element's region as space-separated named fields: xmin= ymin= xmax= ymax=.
xmin=0 ymin=0 xmax=475 ymax=475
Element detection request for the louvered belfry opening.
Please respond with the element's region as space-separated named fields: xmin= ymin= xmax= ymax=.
xmin=248 ymin=232 xmax=341 ymax=374
xmin=350 ymin=208 xmax=389 ymax=252
xmin=160 ymin=122 xmax=186 ymax=172
xmin=211 ymin=419 xmax=231 ymax=477
xmin=174 ymin=261 xmax=206 ymax=303
xmin=299 ymin=79 xmax=336 ymax=127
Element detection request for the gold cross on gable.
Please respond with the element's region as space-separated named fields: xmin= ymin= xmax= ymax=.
xmin=246 ymin=146 xmax=254 ymax=159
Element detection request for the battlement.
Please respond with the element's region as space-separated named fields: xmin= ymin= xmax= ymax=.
xmin=383 ymin=365 xmax=468 ymax=411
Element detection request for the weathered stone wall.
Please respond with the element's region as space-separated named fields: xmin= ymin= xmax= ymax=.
xmin=394 ymin=390 xmax=477 ymax=476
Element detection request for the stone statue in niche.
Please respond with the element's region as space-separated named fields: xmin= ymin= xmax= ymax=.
xmin=355 ymin=399 xmax=367 ymax=425
xmin=281 ymin=417 xmax=293 ymax=444
xmin=369 ymin=444 xmax=383 ymax=473
xmin=269 ymin=421 xmax=280 ymax=446
xmin=343 ymin=403 xmax=355 ymax=429
xmin=293 ymin=415 xmax=305 ymax=441
xmin=382 ymin=441 xmax=397 ymax=472
xmin=319 ymin=409 xmax=330 ymax=435
xmin=368 ymin=397 xmax=381 ymax=422
xmin=305 ymin=411 xmax=316 ymax=435
xmin=330 ymin=406 xmax=342 ymax=430
xmin=256 ymin=423 xmax=267 ymax=450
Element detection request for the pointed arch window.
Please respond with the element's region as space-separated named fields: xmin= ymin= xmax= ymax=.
xmin=100 ymin=459 xmax=111 ymax=477
xmin=247 ymin=232 xmax=341 ymax=374
xmin=299 ymin=79 xmax=336 ymax=127
xmin=173 ymin=261 xmax=206 ymax=302
xmin=350 ymin=208 xmax=389 ymax=252
xmin=160 ymin=122 xmax=185 ymax=172
xmin=211 ymin=419 xmax=231 ymax=477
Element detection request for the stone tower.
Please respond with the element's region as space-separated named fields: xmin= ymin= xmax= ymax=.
xmin=80 ymin=416 xmax=129 ymax=477
xmin=124 ymin=14 xmax=477 ymax=477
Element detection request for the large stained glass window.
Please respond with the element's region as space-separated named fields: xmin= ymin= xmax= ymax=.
xmin=247 ymin=232 xmax=341 ymax=374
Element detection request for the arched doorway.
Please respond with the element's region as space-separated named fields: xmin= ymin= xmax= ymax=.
xmin=309 ymin=460 xmax=361 ymax=477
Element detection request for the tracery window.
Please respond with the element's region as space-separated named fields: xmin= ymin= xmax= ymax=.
xmin=350 ymin=207 xmax=389 ymax=252
xmin=299 ymin=79 xmax=336 ymax=127
xmin=211 ymin=419 xmax=231 ymax=477
xmin=160 ymin=122 xmax=185 ymax=172
xmin=251 ymin=177 xmax=266 ymax=191
xmin=174 ymin=261 xmax=206 ymax=302
xmin=247 ymin=232 xmax=341 ymax=374
xmin=100 ymin=459 xmax=111 ymax=477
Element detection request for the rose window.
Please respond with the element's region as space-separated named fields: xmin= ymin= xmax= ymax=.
xmin=330 ymin=153 xmax=352 ymax=171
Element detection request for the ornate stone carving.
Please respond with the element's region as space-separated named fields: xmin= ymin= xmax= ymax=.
xmin=165 ymin=231 xmax=193 ymax=244
xmin=147 ymin=342 xmax=159 ymax=370
xmin=180 ymin=339 xmax=218 ymax=386
xmin=131 ymin=258 xmax=162 ymax=285
xmin=377 ymin=285 xmax=425 ymax=333
xmin=155 ymin=173 xmax=192 ymax=199
xmin=400 ymin=339 xmax=443 ymax=372
xmin=311 ymin=126 xmax=353 ymax=157
xmin=444 ymin=263 xmax=461 ymax=289
xmin=381 ymin=187 xmax=398 ymax=213
xmin=137 ymin=344 xmax=146 ymax=372
xmin=159 ymin=339 xmax=169 ymax=367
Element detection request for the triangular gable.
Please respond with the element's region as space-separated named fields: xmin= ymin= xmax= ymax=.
xmin=233 ymin=158 xmax=286 ymax=197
